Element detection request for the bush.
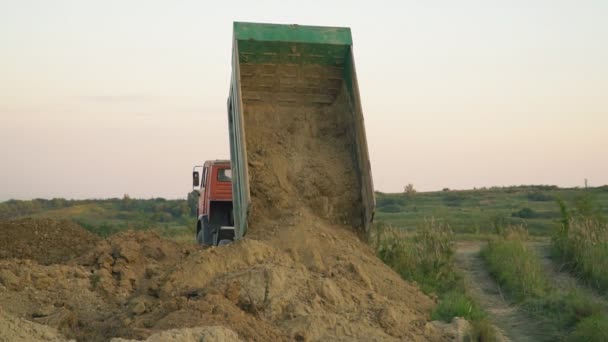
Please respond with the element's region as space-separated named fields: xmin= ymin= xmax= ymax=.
xmin=512 ymin=207 xmax=538 ymax=219
xmin=443 ymin=193 xmax=468 ymax=207
xmin=527 ymin=191 xmax=553 ymax=202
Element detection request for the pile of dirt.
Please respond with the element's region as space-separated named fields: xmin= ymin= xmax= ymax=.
xmin=0 ymin=307 xmax=72 ymax=342
xmin=0 ymin=222 xmax=455 ymax=341
xmin=110 ymin=326 xmax=241 ymax=342
xmin=0 ymin=218 xmax=99 ymax=265
xmin=241 ymin=66 xmax=365 ymax=238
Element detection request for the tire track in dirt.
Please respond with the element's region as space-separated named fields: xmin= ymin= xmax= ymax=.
xmin=455 ymin=241 xmax=544 ymax=342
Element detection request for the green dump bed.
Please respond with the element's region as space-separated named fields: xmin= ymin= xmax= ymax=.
xmin=227 ymin=22 xmax=374 ymax=239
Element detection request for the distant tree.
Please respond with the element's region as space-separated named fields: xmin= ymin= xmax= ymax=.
xmin=403 ymin=184 xmax=416 ymax=198
xmin=121 ymin=194 xmax=134 ymax=210
xmin=442 ymin=188 xmax=450 ymax=192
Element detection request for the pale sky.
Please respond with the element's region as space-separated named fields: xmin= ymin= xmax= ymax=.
xmin=1 ymin=0 xmax=607 ymax=200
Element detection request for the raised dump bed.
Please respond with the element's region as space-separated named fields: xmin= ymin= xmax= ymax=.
xmin=227 ymin=22 xmax=374 ymax=239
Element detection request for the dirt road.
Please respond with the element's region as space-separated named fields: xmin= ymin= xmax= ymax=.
xmin=531 ymin=239 xmax=608 ymax=312
xmin=455 ymin=241 xmax=544 ymax=342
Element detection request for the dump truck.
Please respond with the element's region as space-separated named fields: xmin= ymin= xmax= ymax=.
xmin=192 ymin=160 xmax=234 ymax=245
xmin=227 ymin=22 xmax=375 ymax=240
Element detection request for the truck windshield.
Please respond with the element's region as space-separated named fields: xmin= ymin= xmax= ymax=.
xmin=217 ymin=168 xmax=232 ymax=182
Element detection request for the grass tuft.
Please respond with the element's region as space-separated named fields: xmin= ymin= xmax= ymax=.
xmin=431 ymin=291 xmax=485 ymax=322
xmin=567 ymin=315 xmax=608 ymax=342
xmin=481 ymin=226 xmax=549 ymax=301
xmin=374 ymin=219 xmax=459 ymax=294
xmin=553 ymin=217 xmax=608 ymax=291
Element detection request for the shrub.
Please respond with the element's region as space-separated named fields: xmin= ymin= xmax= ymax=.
xmin=527 ymin=191 xmax=553 ymax=202
xmin=443 ymin=193 xmax=468 ymax=207
xmin=512 ymin=207 xmax=537 ymax=219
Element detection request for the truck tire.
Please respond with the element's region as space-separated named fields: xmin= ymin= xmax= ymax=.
xmin=196 ymin=229 xmax=205 ymax=245
xmin=196 ymin=217 xmax=214 ymax=245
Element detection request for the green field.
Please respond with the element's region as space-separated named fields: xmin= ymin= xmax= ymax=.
xmin=0 ymin=195 xmax=197 ymax=240
xmin=2 ymin=185 xmax=607 ymax=240
xmin=375 ymin=185 xmax=608 ymax=235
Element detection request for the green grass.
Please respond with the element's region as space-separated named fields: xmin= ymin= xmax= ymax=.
xmin=375 ymin=186 xmax=608 ymax=235
xmin=568 ymin=315 xmax=608 ymax=342
xmin=431 ymin=291 xmax=485 ymax=322
xmin=374 ymin=219 xmax=459 ymax=294
xmin=373 ymin=220 xmax=495 ymax=340
xmin=0 ymin=197 xmax=197 ymax=241
xmin=525 ymin=291 xmax=601 ymax=331
xmin=481 ymin=227 xmax=549 ymax=301
xmin=553 ymin=217 xmax=608 ymax=292
xmin=482 ymin=226 xmax=606 ymax=339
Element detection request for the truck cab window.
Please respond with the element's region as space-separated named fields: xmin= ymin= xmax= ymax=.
xmin=218 ymin=169 xmax=232 ymax=182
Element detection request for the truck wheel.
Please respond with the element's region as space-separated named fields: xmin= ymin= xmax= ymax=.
xmin=218 ymin=239 xmax=232 ymax=246
xmin=196 ymin=217 xmax=214 ymax=245
xmin=196 ymin=228 xmax=206 ymax=245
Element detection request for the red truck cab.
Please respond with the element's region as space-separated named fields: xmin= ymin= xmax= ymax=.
xmin=192 ymin=160 xmax=234 ymax=245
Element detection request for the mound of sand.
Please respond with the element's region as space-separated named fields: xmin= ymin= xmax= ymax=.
xmin=110 ymin=326 xmax=241 ymax=342
xmin=0 ymin=224 xmax=452 ymax=341
xmin=0 ymin=307 xmax=72 ymax=342
xmin=0 ymin=218 xmax=99 ymax=265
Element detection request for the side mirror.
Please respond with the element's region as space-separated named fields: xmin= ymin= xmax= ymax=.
xmin=193 ymin=171 xmax=200 ymax=187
